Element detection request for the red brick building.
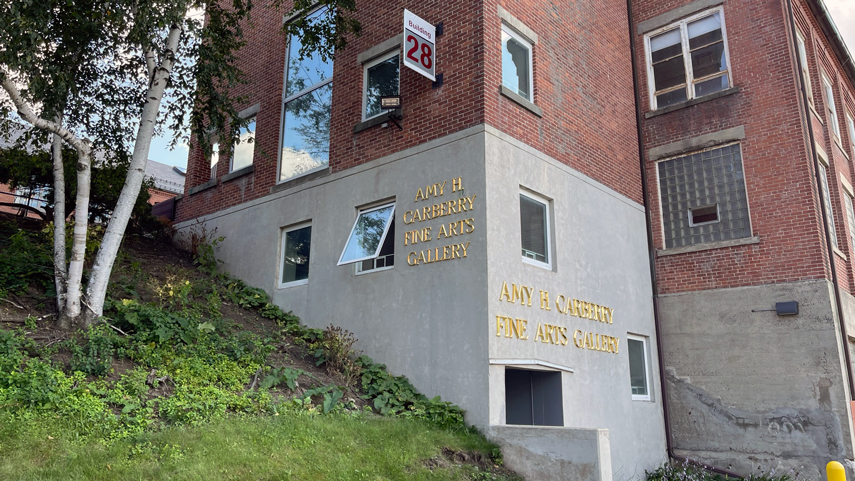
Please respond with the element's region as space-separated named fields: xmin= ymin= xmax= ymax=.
xmin=175 ymin=0 xmax=855 ymax=477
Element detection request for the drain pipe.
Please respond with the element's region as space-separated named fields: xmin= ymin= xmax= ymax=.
xmin=625 ymin=0 xmax=742 ymax=478
xmin=786 ymin=0 xmax=855 ymax=401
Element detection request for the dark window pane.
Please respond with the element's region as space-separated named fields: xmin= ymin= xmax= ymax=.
xmin=653 ymin=56 xmax=688 ymax=91
xmin=650 ymin=29 xmax=682 ymax=62
xmin=520 ymin=195 xmax=548 ymax=263
xmin=694 ymin=74 xmax=729 ymax=97
xmin=281 ymin=83 xmax=332 ymax=181
xmin=656 ymin=88 xmax=688 ymax=108
xmin=690 ymin=42 xmax=727 ymax=79
xmin=687 ymin=13 xmax=723 ymax=49
xmin=365 ymin=55 xmax=399 ymax=119
xmin=628 ymin=339 xmax=648 ymax=397
xmin=282 ymin=226 xmax=312 ymax=283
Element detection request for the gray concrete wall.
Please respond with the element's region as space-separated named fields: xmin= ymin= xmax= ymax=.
xmin=483 ymin=127 xmax=667 ymax=480
xmin=658 ymin=280 xmax=855 ymax=479
xmin=175 ymin=125 xmax=492 ymax=426
xmin=488 ymin=425 xmax=612 ymax=481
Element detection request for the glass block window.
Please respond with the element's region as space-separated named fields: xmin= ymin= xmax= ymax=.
xmin=818 ymin=162 xmax=838 ymax=248
xmin=657 ymin=143 xmax=751 ymax=248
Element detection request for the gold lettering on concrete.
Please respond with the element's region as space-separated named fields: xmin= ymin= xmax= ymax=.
xmin=452 ymin=177 xmax=463 ymax=192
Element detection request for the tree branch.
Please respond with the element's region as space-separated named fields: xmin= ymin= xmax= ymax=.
xmin=0 ymin=68 xmax=89 ymax=157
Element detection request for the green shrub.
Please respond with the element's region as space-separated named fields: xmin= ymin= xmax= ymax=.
xmin=0 ymin=228 xmax=54 ymax=298
xmin=68 ymin=325 xmax=124 ymax=377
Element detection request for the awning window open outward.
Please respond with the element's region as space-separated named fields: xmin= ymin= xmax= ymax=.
xmin=338 ymin=203 xmax=396 ymax=266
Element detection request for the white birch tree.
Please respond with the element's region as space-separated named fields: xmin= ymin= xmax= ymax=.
xmin=0 ymin=0 xmax=358 ymax=327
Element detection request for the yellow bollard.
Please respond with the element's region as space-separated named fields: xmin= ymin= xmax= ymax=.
xmin=828 ymin=461 xmax=847 ymax=481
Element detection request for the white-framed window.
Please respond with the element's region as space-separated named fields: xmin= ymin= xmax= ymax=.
xmin=210 ymin=142 xmax=220 ymax=180
xmin=846 ymin=112 xmax=855 ymax=156
xmin=796 ymin=30 xmax=814 ymax=107
xmin=627 ymin=335 xmax=651 ymax=401
xmin=644 ymin=7 xmax=732 ymax=110
xmin=230 ymin=115 xmax=256 ymax=172
xmin=844 ymin=191 xmax=855 ymax=253
xmin=822 ymin=72 xmax=841 ymax=140
xmin=501 ymin=24 xmax=533 ymax=102
xmin=362 ymin=51 xmax=400 ymax=121
xmin=658 ymin=143 xmax=751 ymax=248
xmin=818 ymin=150 xmax=838 ymax=248
xmin=338 ymin=202 xmax=396 ymax=267
xmin=279 ymin=222 xmax=312 ymax=288
xmin=520 ymin=190 xmax=551 ymax=269
xmin=279 ymin=6 xmax=333 ymax=183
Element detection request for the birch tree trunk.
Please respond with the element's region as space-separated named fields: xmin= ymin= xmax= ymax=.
xmin=51 ymin=125 xmax=70 ymax=328
xmin=84 ymin=25 xmax=184 ymax=321
xmin=2 ymin=70 xmax=93 ymax=326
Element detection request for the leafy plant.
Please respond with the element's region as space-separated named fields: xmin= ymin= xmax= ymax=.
xmin=67 ymin=325 xmax=123 ymax=377
xmin=260 ymin=367 xmax=308 ymax=391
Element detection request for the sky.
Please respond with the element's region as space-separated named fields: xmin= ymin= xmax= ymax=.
xmin=146 ymin=1 xmax=855 ymax=169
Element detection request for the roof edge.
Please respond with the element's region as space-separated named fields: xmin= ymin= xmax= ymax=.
xmin=806 ymin=0 xmax=855 ymax=91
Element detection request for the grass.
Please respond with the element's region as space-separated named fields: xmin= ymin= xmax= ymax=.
xmin=0 ymin=410 xmax=508 ymax=481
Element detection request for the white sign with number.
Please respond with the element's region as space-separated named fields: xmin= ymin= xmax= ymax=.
xmin=403 ymin=9 xmax=436 ymax=81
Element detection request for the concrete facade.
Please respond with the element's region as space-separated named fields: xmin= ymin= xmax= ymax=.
xmin=175 ymin=126 xmax=668 ymax=478
xmin=173 ymin=0 xmax=855 ymax=477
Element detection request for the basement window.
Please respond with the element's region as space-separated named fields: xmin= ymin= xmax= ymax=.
xmin=689 ymin=204 xmax=719 ymax=226
xmin=280 ymin=222 xmax=312 ymax=288
xmin=338 ymin=202 xmax=396 ymax=266
xmin=505 ymin=368 xmax=563 ymax=426
xmin=520 ymin=191 xmax=551 ymax=269
xmin=628 ymin=335 xmax=651 ymax=401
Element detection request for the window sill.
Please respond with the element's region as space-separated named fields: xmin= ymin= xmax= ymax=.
xmin=270 ymin=166 xmax=331 ymax=194
xmin=657 ymin=236 xmax=760 ymax=257
xmin=810 ymin=105 xmax=824 ymax=124
xmin=834 ymin=246 xmax=848 ymax=260
xmin=222 ymin=165 xmax=254 ymax=182
xmin=645 ymin=86 xmax=740 ymax=119
xmin=278 ymin=279 xmax=308 ymax=289
xmin=353 ymin=109 xmax=402 ymax=134
xmin=500 ymin=86 xmax=543 ymax=117
xmin=188 ymin=179 xmax=217 ymax=195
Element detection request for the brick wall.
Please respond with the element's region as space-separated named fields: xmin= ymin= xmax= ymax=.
xmin=633 ymin=0 xmax=855 ymax=295
xmin=177 ymin=0 xmax=643 ymax=219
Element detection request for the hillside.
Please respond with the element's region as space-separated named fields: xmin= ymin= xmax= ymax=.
xmin=0 ymin=215 xmax=521 ymax=481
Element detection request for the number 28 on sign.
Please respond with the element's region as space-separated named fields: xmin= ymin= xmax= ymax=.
xmin=403 ymin=9 xmax=436 ymax=81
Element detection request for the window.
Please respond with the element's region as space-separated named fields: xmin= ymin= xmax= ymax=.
xmin=230 ymin=116 xmax=255 ymax=172
xmin=13 ymin=186 xmax=48 ymax=212
xmin=520 ymin=191 xmax=551 ymax=269
xmin=658 ymin=143 xmax=751 ymax=249
xmin=847 ymin=112 xmax=855 ymax=156
xmin=356 ymin=216 xmax=395 ymax=274
xmin=363 ymin=51 xmax=400 ymax=121
xmin=280 ymin=223 xmax=312 ymax=287
xmin=845 ymin=192 xmax=855 ymax=252
xmin=818 ymin=157 xmax=838 ymax=248
xmin=796 ymin=31 xmax=813 ymax=106
xmin=627 ymin=335 xmax=650 ymax=401
xmin=822 ymin=72 xmax=841 ymax=140
xmin=280 ymin=7 xmax=333 ymax=183
xmin=502 ymin=24 xmax=533 ymax=101
xmin=210 ymin=142 xmax=219 ymax=180
xmin=505 ymin=368 xmax=563 ymax=426
xmin=338 ymin=202 xmax=395 ymax=266
xmin=645 ymin=8 xmax=731 ymax=110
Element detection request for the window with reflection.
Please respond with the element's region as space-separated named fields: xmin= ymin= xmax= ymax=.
xmin=231 ymin=117 xmax=255 ymax=172
xmin=646 ymin=8 xmax=731 ymax=110
xmin=338 ymin=203 xmax=395 ymax=267
xmin=363 ymin=52 xmax=400 ymax=120
xmin=280 ymin=7 xmax=333 ymax=183
xmin=280 ymin=223 xmax=312 ymax=287
xmin=501 ymin=24 xmax=533 ymax=101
